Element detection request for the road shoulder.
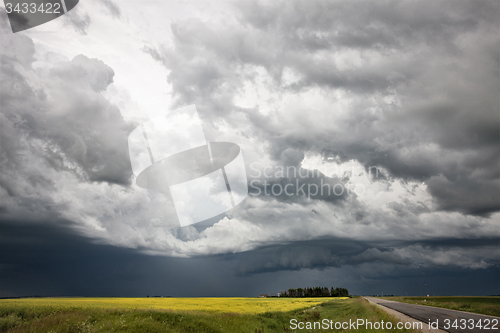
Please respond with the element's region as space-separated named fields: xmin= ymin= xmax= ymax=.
xmin=364 ymin=297 xmax=447 ymax=333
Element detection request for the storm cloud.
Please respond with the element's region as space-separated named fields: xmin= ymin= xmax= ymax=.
xmin=145 ymin=0 xmax=499 ymax=216
xmin=0 ymin=0 xmax=499 ymax=296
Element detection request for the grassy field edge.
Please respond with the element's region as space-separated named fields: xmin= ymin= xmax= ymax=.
xmin=0 ymin=297 xmax=422 ymax=332
xmin=380 ymin=296 xmax=500 ymax=318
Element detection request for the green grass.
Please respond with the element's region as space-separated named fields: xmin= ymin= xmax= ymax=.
xmin=381 ymin=296 xmax=500 ymax=317
xmin=0 ymin=297 xmax=419 ymax=332
xmin=295 ymin=297 xmax=420 ymax=333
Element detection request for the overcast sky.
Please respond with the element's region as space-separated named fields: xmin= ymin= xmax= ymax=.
xmin=0 ymin=0 xmax=499 ymax=297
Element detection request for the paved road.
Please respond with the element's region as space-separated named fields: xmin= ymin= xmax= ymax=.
xmin=366 ymin=297 xmax=500 ymax=333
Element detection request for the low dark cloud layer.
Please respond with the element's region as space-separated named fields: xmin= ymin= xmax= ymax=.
xmin=233 ymin=238 xmax=500 ymax=276
xmin=1 ymin=221 xmax=499 ymax=297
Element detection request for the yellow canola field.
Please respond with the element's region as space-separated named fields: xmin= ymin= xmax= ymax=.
xmin=0 ymin=297 xmax=348 ymax=315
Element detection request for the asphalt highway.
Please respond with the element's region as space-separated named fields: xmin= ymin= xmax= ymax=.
xmin=365 ymin=297 xmax=499 ymax=333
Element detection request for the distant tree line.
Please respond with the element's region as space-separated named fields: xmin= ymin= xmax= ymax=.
xmin=277 ymin=287 xmax=349 ymax=297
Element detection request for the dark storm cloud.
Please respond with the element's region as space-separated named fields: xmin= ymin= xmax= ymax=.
xmin=0 ymin=26 xmax=132 ymax=183
xmin=232 ymin=240 xmax=366 ymax=276
xmin=238 ymin=0 xmax=489 ymax=51
xmin=41 ymin=55 xmax=134 ymax=184
xmin=1 ymin=220 xmax=498 ymax=297
xmin=232 ymin=237 xmax=500 ymax=276
xmin=426 ymin=173 xmax=500 ymax=216
xmin=0 ymin=21 xmax=134 ymax=224
xmin=0 ymin=221 xmax=238 ymax=297
xmin=146 ymin=0 xmax=499 ymax=216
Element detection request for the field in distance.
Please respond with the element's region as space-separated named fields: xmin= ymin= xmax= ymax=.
xmin=0 ymin=297 xmax=347 ymax=315
xmin=0 ymin=297 xmax=418 ymax=332
xmin=381 ymin=296 xmax=500 ymax=317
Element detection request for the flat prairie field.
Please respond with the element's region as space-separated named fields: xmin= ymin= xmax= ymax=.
xmin=0 ymin=297 xmax=420 ymax=332
xmin=0 ymin=297 xmax=347 ymax=315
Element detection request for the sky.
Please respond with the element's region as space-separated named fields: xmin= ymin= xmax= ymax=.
xmin=0 ymin=0 xmax=499 ymax=297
